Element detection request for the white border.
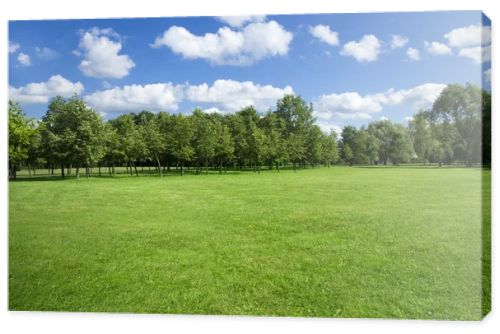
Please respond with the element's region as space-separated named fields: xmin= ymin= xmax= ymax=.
xmin=1 ymin=1 xmax=498 ymax=333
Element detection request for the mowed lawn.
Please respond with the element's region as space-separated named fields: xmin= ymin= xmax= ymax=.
xmin=9 ymin=167 xmax=488 ymax=319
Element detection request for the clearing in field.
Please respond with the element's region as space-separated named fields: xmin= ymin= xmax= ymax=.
xmin=9 ymin=167 xmax=489 ymax=319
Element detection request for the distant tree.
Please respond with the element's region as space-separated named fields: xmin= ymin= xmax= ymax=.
xmin=40 ymin=96 xmax=106 ymax=178
xmin=170 ymin=114 xmax=194 ymax=175
xmin=137 ymin=111 xmax=165 ymax=177
xmin=305 ymin=125 xmax=324 ymax=167
xmin=260 ymin=111 xmax=287 ymax=171
xmin=387 ymin=124 xmax=413 ymax=165
xmin=111 ymin=114 xmax=146 ymax=176
xmin=341 ymin=144 xmax=354 ymax=166
xmin=367 ymin=120 xmax=393 ymax=165
xmin=213 ymin=116 xmax=235 ymax=173
xmin=321 ymin=130 xmax=339 ymax=167
xmin=8 ymin=101 xmax=36 ymax=179
xmin=192 ymin=109 xmax=217 ymax=174
xmin=408 ymin=111 xmax=432 ymax=164
xmin=288 ymin=132 xmax=306 ymax=171
xmin=276 ymin=95 xmax=314 ymax=169
xmin=430 ymin=84 xmax=482 ymax=165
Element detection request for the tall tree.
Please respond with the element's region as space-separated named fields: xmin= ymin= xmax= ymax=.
xmin=170 ymin=114 xmax=194 ymax=175
xmin=408 ymin=111 xmax=432 ymax=164
xmin=111 ymin=114 xmax=146 ymax=176
xmin=137 ymin=111 xmax=166 ymax=177
xmin=192 ymin=109 xmax=216 ymax=174
xmin=8 ymin=101 xmax=36 ymax=179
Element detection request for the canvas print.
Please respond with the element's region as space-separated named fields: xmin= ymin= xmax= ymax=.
xmin=8 ymin=11 xmax=491 ymax=320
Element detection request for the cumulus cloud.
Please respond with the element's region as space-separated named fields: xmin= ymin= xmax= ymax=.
xmin=390 ymin=34 xmax=408 ymax=49
xmin=186 ymin=79 xmax=294 ymax=113
xmin=315 ymin=83 xmax=446 ymax=121
xmin=17 ymin=53 xmax=32 ymax=66
xmin=78 ymin=27 xmax=135 ymax=79
xmin=444 ymin=24 xmax=491 ymax=48
xmin=9 ymin=41 xmax=20 ymax=53
xmin=424 ymin=41 xmax=452 ymax=56
xmin=442 ymin=24 xmax=491 ymax=64
xmin=83 ymin=79 xmax=293 ymax=114
xmin=340 ymin=35 xmax=381 ymax=62
xmin=216 ymin=15 xmax=266 ymax=27
xmin=9 ymin=75 xmax=84 ymax=104
xmin=309 ymin=25 xmax=339 ymax=46
xmin=84 ymin=83 xmax=184 ymax=113
xmin=35 ymin=47 xmax=59 ymax=60
xmin=151 ymin=20 xmax=293 ymax=66
xmin=406 ymin=47 xmax=420 ymax=61
xmin=458 ymin=45 xmax=491 ymax=64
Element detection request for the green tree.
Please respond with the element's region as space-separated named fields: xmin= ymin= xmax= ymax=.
xmin=111 ymin=114 xmax=146 ymax=176
xmin=192 ymin=109 xmax=216 ymax=174
xmin=321 ymin=130 xmax=339 ymax=167
xmin=213 ymin=116 xmax=235 ymax=173
xmin=430 ymin=84 xmax=482 ymax=165
xmin=137 ymin=111 xmax=166 ymax=177
xmin=170 ymin=114 xmax=194 ymax=176
xmin=9 ymin=101 xmax=36 ymax=179
xmin=408 ymin=111 xmax=432 ymax=164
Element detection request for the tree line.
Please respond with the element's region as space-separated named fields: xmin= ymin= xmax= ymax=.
xmin=8 ymin=83 xmax=490 ymax=180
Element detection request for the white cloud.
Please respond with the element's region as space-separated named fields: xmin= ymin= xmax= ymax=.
xmin=216 ymin=15 xmax=266 ymax=28
xmin=78 ymin=27 xmax=135 ymax=79
xmin=186 ymin=79 xmax=294 ymax=113
xmin=83 ymin=79 xmax=293 ymax=114
xmin=9 ymin=75 xmax=84 ymax=104
xmin=17 ymin=52 xmax=31 ymax=66
xmin=406 ymin=47 xmax=420 ymax=61
xmin=151 ymin=20 xmax=293 ymax=66
xmin=424 ymin=41 xmax=452 ymax=56
xmin=309 ymin=25 xmax=339 ymax=46
xmin=35 ymin=47 xmax=59 ymax=60
xmin=458 ymin=45 xmax=491 ymax=64
xmin=340 ymin=35 xmax=381 ymax=62
xmin=9 ymin=41 xmax=20 ymax=53
xmin=484 ymin=69 xmax=491 ymax=84
xmin=202 ymin=107 xmax=223 ymax=114
xmin=390 ymin=34 xmax=408 ymax=49
xmin=84 ymin=83 xmax=184 ymax=113
xmin=315 ymin=83 xmax=446 ymax=120
xmin=316 ymin=119 xmax=342 ymax=135
xmin=444 ymin=24 xmax=491 ymax=48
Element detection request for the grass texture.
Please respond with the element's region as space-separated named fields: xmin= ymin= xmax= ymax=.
xmin=9 ymin=167 xmax=489 ymax=319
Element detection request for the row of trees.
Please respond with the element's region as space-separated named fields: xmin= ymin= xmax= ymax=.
xmin=8 ymin=95 xmax=338 ymax=179
xmin=8 ymin=83 xmax=490 ymax=180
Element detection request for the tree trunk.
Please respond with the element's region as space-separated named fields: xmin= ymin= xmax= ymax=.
xmin=180 ymin=160 xmax=184 ymax=176
xmin=128 ymin=160 xmax=133 ymax=176
xmin=155 ymin=153 xmax=163 ymax=178
xmin=76 ymin=164 xmax=80 ymax=179
xmin=205 ymin=157 xmax=208 ymax=174
xmin=134 ymin=162 xmax=139 ymax=176
xmin=28 ymin=164 xmax=32 ymax=178
xmin=293 ymin=161 xmax=296 ymax=173
xmin=276 ymin=161 xmax=280 ymax=173
xmin=98 ymin=162 xmax=101 ymax=177
xmin=61 ymin=164 xmax=65 ymax=178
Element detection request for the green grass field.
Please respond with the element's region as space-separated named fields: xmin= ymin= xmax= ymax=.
xmin=9 ymin=167 xmax=489 ymax=319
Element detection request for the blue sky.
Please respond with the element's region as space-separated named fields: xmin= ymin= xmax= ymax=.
xmin=8 ymin=11 xmax=491 ymax=133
